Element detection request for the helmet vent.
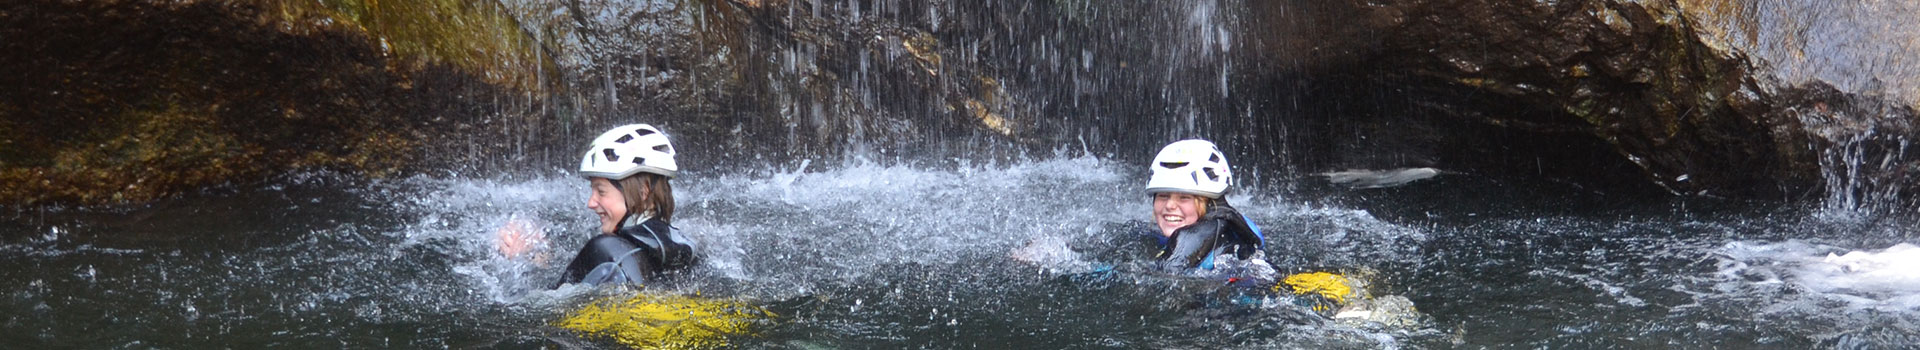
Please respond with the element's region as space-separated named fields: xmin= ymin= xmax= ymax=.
xmin=1204 ymin=168 xmax=1220 ymax=181
xmin=632 ymin=157 xmax=646 ymax=164
xmin=602 ymin=149 xmax=620 ymax=162
xmin=614 ymin=135 xmax=634 ymax=143
xmin=653 ymin=144 xmax=671 ymax=153
xmin=635 ymin=129 xmax=657 ymax=137
xmin=1160 ymin=162 xmax=1189 ymax=169
xmin=1209 ymin=154 xmax=1221 ymax=162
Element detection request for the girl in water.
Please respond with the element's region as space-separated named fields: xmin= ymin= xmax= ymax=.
xmin=1153 ymin=140 xmax=1387 ymax=319
xmin=1011 ymin=139 xmax=1272 ymax=280
xmin=498 ymin=124 xmax=700 ymax=288
xmin=1142 ymin=139 xmax=1269 ymax=276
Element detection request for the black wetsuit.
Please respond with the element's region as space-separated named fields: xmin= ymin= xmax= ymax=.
xmin=1157 ymin=204 xmax=1265 ymax=271
xmin=553 ymin=217 xmax=698 ymax=288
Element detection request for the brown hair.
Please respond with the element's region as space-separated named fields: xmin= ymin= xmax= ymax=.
xmin=615 ymin=173 xmax=675 ymax=224
xmin=1196 ymin=197 xmax=1210 ymax=217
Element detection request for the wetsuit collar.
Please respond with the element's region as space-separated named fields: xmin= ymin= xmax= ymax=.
xmin=621 ymin=213 xmax=654 ymax=229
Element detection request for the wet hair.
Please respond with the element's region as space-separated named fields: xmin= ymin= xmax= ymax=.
xmin=1197 ymin=197 xmax=1211 ymax=217
xmin=613 ymin=173 xmax=675 ymax=224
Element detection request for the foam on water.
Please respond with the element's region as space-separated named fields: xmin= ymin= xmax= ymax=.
xmin=1689 ymin=238 xmax=1920 ymax=345
xmin=379 ymin=156 xmax=1143 ymax=301
xmin=14 ymin=157 xmax=1917 ymax=347
xmin=373 ymin=174 xmax=594 ymax=304
xmin=0 ymin=156 xmax=1446 ymax=347
xmin=374 ymin=155 xmax=1442 ymax=347
xmin=1718 ymin=240 xmax=1920 ymax=311
xmin=681 ymin=155 xmax=1136 ymax=289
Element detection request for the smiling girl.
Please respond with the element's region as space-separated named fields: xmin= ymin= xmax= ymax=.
xmin=1143 ymin=139 xmax=1266 ymax=272
xmin=549 ymin=124 xmax=699 ymax=288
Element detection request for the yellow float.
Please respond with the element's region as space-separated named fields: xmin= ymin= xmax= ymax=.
xmin=1275 ymin=271 xmax=1367 ymax=317
xmin=557 ymin=294 xmax=775 ymax=349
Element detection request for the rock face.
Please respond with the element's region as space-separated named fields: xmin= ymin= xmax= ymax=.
xmin=1243 ymin=0 xmax=1807 ymax=197
xmin=535 ymin=0 xmax=1049 ymax=168
xmin=4 ymin=0 xmax=1914 ymax=211
xmin=1236 ymin=0 xmax=1913 ymax=206
xmin=549 ymin=0 xmax=1914 ymax=208
xmin=0 ymin=0 xmax=554 ymax=206
xmin=620 ymin=0 xmax=1906 ymax=204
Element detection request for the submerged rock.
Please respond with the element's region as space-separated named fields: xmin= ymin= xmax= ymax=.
xmin=1335 ymin=295 xmax=1427 ymax=329
xmin=1321 ymin=168 xmax=1441 ymax=189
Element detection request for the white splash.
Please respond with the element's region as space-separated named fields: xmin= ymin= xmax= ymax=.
xmin=1717 ymin=240 xmax=1920 ymax=310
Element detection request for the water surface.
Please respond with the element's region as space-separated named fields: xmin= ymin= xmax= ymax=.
xmin=4 ymin=157 xmax=1916 ymax=348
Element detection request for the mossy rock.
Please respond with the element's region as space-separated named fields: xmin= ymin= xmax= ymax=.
xmin=0 ymin=0 xmax=551 ymax=206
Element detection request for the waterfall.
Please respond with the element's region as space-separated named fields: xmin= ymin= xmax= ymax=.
xmin=1802 ymin=98 xmax=1917 ymax=218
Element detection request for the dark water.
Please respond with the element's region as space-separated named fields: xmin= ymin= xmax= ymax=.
xmin=4 ymin=158 xmax=1915 ymax=348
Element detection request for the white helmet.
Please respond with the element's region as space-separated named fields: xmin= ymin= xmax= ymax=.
xmin=1145 ymin=139 xmax=1232 ymax=198
xmin=579 ymin=124 xmax=678 ymax=179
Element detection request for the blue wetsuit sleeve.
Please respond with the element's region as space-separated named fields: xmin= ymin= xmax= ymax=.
xmin=1243 ymin=216 xmax=1264 ymax=245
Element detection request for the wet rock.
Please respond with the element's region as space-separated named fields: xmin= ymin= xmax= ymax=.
xmin=1336 ymin=295 xmax=1428 ymax=329
xmin=1234 ymin=0 xmax=1772 ymax=197
xmin=1770 ymin=84 xmax=1919 ymax=213
xmin=538 ymin=0 xmax=1039 ymax=169
xmin=1238 ymin=0 xmax=1913 ymax=206
xmin=8 ymin=0 xmax=1915 ymax=212
xmin=0 ymin=0 xmax=554 ymax=206
xmin=647 ymin=0 xmax=1912 ymax=204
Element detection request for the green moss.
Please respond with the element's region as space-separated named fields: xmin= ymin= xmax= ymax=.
xmin=0 ymin=0 xmax=552 ymax=206
xmin=1566 ymin=98 xmax=1602 ymax=125
xmin=31 ymin=101 xmax=263 ymax=204
xmin=258 ymin=0 xmax=556 ymax=92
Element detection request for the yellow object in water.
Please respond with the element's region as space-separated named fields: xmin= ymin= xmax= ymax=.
xmin=557 ymin=294 xmax=775 ymax=349
xmin=1277 ymin=272 xmax=1355 ymax=304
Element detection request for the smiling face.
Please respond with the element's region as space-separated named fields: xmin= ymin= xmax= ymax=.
xmin=1152 ymin=192 xmax=1207 ymax=237
xmin=586 ymin=177 xmax=629 ymax=234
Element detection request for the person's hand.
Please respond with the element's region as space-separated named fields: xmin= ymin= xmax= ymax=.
xmin=495 ymin=218 xmax=549 ymax=261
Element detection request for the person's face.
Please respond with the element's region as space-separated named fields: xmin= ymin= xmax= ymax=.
xmin=586 ymin=178 xmax=628 ymax=234
xmin=1153 ymin=192 xmax=1205 ymax=237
